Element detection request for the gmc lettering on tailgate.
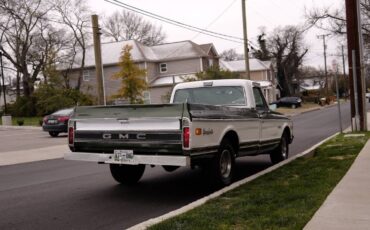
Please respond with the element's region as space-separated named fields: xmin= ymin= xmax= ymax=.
xmin=102 ymin=133 xmax=146 ymax=140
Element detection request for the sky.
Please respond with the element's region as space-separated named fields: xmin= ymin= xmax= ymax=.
xmin=87 ymin=0 xmax=345 ymax=70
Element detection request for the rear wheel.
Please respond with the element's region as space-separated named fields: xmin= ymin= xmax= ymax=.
xmin=110 ymin=164 xmax=145 ymax=185
xmin=270 ymin=133 xmax=289 ymax=164
xmin=49 ymin=131 xmax=59 ymax=137
xmin=207 ymin=140 xmax=235 ymax=187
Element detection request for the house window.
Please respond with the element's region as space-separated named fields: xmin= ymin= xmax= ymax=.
xmin=143 ymin=91 xmax=151 ymax=104
xmin=209 ymin=59 xmax=214 ymax=67
xmin=159 ymin=63 xmax=167 ymax=73
xmin=83 ymin=70 xmax=90 ymax=81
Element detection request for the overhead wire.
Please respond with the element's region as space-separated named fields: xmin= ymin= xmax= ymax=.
xmin=108 ymin=0 xmax=244 ymax=41
xmin=162 ymin=0 xmax=240 ymax=59
xmin=104 ymin=0 xmax=259 ymax=48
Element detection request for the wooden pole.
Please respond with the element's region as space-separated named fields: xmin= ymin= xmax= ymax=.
xmin=91 ymin=15 xmax=105 ymax=105
xmin=241 ymin=0 xmax=250 ymax=80
xmin=345 ymin=0 xmax=366 ymax=131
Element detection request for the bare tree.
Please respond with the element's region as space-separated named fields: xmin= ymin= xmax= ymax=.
xmin=266 ymin=26 xmax=308 ymax=96
xmin=39 ymin=25 xmax=69 ymax=86
xmin=220 ymin=49 xmax=242 ymax=61
xmin=305 ymin=0 xmax=370 ymax=45
xmin=53 ymin=0 xmax=91 ymax=90
xmin=102 ymin=10 xmax=166 ymax=46
xmin=0 ymin=0 xmax=54 ymax=98
xmin=253 ymin=26 xmax=308 ymax=96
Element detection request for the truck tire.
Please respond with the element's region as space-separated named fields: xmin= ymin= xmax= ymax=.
xmin=270 ymin=133 xmax=289 ymax=164
xmin=208 ymin=140 xmax=235 ymax=187
xmin=109 ymin=164 xmax=145 ymax=185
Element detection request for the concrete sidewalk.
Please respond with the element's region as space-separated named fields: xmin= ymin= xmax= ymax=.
xmin=304 ymin=115 xmax=370 ymax=229
xmin=0 ymin=145 xmax=67 ymax=166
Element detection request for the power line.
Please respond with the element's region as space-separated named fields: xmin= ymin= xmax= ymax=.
xmin=108 ymin=0 xmax=245 ymax=41
xmin=203 ymin=0 xmax=238 ymax=31
xmin=161 ymin=0 xmax=239 ymax=59
xmin=104 ymin=0 xmax=258 ymax=48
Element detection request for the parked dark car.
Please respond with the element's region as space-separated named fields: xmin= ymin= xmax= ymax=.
xmin=273 ymin=97 xmax=302 ymax=109
xmin=42 ymin=108 xmax=74 ymax=137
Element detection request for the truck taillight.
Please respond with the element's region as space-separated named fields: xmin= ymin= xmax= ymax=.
xmin=68 ymin=127 xmax=74 ymax=145
xmin=183 ymin=127 xmax=190 ymax=148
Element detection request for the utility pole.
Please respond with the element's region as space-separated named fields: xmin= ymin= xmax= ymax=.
xmin=317 ymin=34 xmax=330 ymax=97
xmin=91 ymin=15 xmax=106 ymax=106
xmin=0 ymin=51 xmax=7 ymax=114
xmin=333 ymin=61 xmax=343 ymax=133
xmin=241 ymin=0 xmax=250 ymax=80
xmin=345 ymin=0 xmax=366 ymax=131
xmin=342 ymin=45 xmax=346 ymax=76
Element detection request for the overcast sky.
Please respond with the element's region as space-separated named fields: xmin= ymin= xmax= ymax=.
xmin=88 ymin=0 xmax=345 ymax=69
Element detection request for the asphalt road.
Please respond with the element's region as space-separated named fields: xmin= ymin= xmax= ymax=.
xmin=0 ymin=102 xmax=359 ymax=229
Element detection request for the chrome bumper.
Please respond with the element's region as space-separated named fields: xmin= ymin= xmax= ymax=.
xmin=64 ymin=152 xmax=190 ymax=167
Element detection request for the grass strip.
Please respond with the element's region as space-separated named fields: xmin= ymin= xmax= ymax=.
xmin=150 ymin=133 xmax=369 ymax=230
xmin=0 ymin=117 xmax=42 ymax=126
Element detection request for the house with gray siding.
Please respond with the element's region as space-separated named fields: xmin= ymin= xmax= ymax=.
xmin=220 ymin=59 xmax=278 ymax=103
xmin=62 ymin=40 xmax=219 ymax=104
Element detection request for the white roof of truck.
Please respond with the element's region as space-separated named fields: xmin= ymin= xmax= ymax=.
xmin=173 ymin=79 xmax=256 ymax=90
xmin=170 ymin=79 xmax=258 ymax=108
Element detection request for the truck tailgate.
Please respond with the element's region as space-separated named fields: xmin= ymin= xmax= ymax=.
xmin=71 ymin=104 xmax=187 ymax=154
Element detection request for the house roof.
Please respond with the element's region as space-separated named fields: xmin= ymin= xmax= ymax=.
xmin=220 ymin=59 xmax=272 ymax=72
xmin=71 ymin=40 xmax=213 ymax=69
xmin=300 ymin=79 xmax=325 ymax=91
xmin=199 ymin=43 xmax=213 ymax=54
xmin=149 ymin=40 xmax=209 ymax=61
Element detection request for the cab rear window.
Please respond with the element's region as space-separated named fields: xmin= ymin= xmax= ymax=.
xmin=173 ymin=86 xmax=246 ymax=106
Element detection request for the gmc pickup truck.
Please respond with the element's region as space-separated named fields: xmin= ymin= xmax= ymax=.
xmin=65 ymin=79 xmax=293 ymax=186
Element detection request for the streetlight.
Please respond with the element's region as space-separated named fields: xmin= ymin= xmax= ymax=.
xmin=0 ymin=49 xmax=7 ymax=115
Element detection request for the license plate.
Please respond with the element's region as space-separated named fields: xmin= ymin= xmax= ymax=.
xmin=113 ymin=150 xmax=136 ymax=164
xmin=48 ymin=120 xmax=58 ymax=124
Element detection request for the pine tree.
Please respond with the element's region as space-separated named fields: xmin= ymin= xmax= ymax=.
xmin=112 ymin=45 xmax=147 ymax=104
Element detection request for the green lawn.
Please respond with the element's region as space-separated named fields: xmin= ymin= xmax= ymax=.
xmin=150 ymin=133 xmax=370 ymax=230
xmin=0 ymin=117 xmax=43 ymax=126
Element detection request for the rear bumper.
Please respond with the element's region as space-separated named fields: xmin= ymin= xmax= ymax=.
xmin=42 ymin=124 xmax=67 ymax=132
xmin=64 ymin=152 xmax=190 ymax=167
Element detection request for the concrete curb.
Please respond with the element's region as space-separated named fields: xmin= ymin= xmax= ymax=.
xmin=285 ymin=103 xmax=339 ymax=117
xmin=127 ymin=132 xmax=340 ymax=230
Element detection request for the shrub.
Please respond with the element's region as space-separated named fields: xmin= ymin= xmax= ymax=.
xmin=34 ymin=84 xmax=95 ymax=116
xmin=8 ymin=96 xmax=37 ymax=117
xmin=17 ymin=119 xmax=24 ymax=126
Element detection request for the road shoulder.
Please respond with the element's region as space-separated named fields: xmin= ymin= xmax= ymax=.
xmin=0 ymin=145 xmax=67 ymax=166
